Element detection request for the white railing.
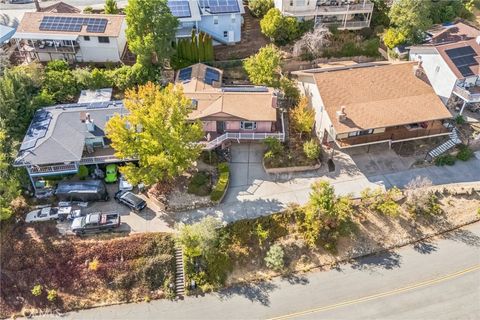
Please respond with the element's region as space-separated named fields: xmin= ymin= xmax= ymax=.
xmin=28 ymin=163 xmax=78 ymax=175
xmin=284 ymin=1 xmax=373 ymax=16
xmin=453 ymin=85 xmax=480 ymax=103
xmin=320 ymin=20 xmax=370 ymax=29
xmin=79 ymin=155 xmax=124 ymax=164
xmin=203 ymin=132 xmax=285 ymax=150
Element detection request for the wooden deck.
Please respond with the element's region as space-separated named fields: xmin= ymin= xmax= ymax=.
xmin=337 ymin=121 xmax=451 ymax=148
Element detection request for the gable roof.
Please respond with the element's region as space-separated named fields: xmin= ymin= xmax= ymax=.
xmin=429 ymin=21 xmax=480 ymax=45
xmin=14 ymin=12 xmax=125 ymax=38
xmin=39 ymin=1 xmax=81 ymax=13
xmin=436 ymin=39 xmax=480 ymax=79
xmin=302 ymin=62 xmax=452 ymax=134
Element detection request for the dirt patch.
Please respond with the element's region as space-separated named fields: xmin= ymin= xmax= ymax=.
xmin=225 ymin=184 xmax=480 ymax=284
xmin=0 ymin=224 xmax=176 ymax=318
xmin=391 ymin=136 xmax=449 ymax=157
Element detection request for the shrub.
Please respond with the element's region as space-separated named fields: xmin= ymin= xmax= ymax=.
xmin=455 ymin=114 xmax=465 ymax=124
xmin=279 ymin=77 xmax=300 ymax=106
xmin=303 ymin=139 xmax=321 ymax=160
xmin=88 ymin=258 xmax=100 ymax=271
xmin=47 ymin=289 xmax=57 ymax=302
xmin=264 ymin=244 xmax=284 ymax=271
xmin=31 ymin=284 xmax=42 ymax=296
xmin=404 ymin=177 xmax=433 ymax=215
xmin=456 ymin=145 xmax=473 ymax=161
xmin=77 ymin=165 xmax=89 ymax=180
xmin=264 ymin=137 xmax=283 ymax=156
xmin=200 ymin=151 xmax=219 ymax=165
xmin=248 ymin=0 xmax=274 ymax=18
xmin=83 ymin=6 xmax=94 ymax=13
xmin=188 ymin=171 xmax=211 ymax=196
xmin=291 ymin=97 xmax=315 ymax=138
xmin=361 ymin=187 xmax=402 ymax=216
xmin=45 ymin=60 xmax=69 ymax=72
xmin=138 ymin=254 xmax=175 ymax=290
xmin=243 ymin=44 xmax=282 ymax=87
xmin=211 ymin=163 xmax=229 ymax=202
xmin=260 ymin=8 xmax=299 ymax=45
xmin=425 ymin=193 xmax=443 ymax=215
xmin=435 ymin=154 xmax=456 ymax=166
xmin=255 ymin=223 xmax=270 ymax=247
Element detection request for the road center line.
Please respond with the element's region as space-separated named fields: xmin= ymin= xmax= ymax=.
xmin=267 ymin=264 xmax=480 ymax=320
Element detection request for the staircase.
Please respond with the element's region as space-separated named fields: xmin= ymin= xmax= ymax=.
xmin=174 ymin=246 xmax=186 ymax=298
xmin=203 ymin=132 xmax=286 ymax=150
xmin=427 ymin=128 xmax=462 ymax=160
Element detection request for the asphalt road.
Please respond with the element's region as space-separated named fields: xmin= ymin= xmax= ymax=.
xmin=53 ymin=222 xmax=480 ymax=320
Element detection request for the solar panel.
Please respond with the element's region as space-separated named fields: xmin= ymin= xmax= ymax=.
xmin=19 ymin=111 xmax=52 ymax=151
xmin=445 ymin=45 xmax=478 ymax=78
xmin=39 ymin=16 xmax=108 ymax=33
xmin=458 ymin=66 xmax=475 ymax=77
xmin=203 ymin=0 xmax=240 ymax=14
xmin=178 ymin=67 xmax=192 ymax=81
xmin=204 ymin=67 xmax=220 ymax=85
xmin=167 ymin=0 xmax=192 ymax=18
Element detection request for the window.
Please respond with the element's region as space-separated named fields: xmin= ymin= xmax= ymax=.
xmin=435 ymin=65 xmax=440 ymax=73
xmin=98 ymin=36 xmax=110 ymax=43
xmin=347 ymin=129 xmax=373 ymax=137
xmin=223 ymin=31 xmax=228 ymax=37
xmin=290 ymin=0 xmax=293 ymax=6
xmin=297 ymin=0 xmax=305 ymax=6
xmin=84 ymin=36 xmax=90 ymax=41
xmin=231 ymin=14 xmax=236 ymax=23
xmin=241 ymin=121 xmax=257 ymax=130
xmin=213 ymin=16 xmax=219 ymax=25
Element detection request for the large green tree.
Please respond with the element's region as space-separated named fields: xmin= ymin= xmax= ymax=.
xmin=388 ymin=0 xmax=432 ymax=44
xmin=243 ymin=44 xmax=282 ymax=87
xmin=106 ymin=82 xmax=203 ymax=185
xmin=0 ymin=129 xmax=21 ymax=221
xmin=104 ymin=0 xmax=119 ymax=14
xmin=125 ymin=0 xmax=179 ymax=66
xmin=260 ymin=8 xmax=299 ymax=45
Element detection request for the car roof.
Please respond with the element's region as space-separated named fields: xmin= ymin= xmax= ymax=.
xmin=121 ymin=192 xmax=144 ymax=205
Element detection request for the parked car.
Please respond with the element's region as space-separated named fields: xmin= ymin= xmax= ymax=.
xmin=119 ymin=175 xmax=133 ymax=191
xmin=25 ymin=206 xmax=60 ymax=223
xmin=71 ymin=212 xmax=121 ymax=235
xmin=114 ymin=190 xmax=147 ymax=212
xmin=105 ymin=164 xmax=118 ymax=183
xmin=55 ymin=180 xmax=109 ymax=202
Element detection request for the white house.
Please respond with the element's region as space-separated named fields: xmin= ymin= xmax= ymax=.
xmin=168 ymin=0 xmax=244 ymax=44
xmin=274 ymin=0 xmax=373 ymax=30
xmin=409 ymin=22 xmax=480 ymax=112
xmin=12 ymin=12 xmax=127 ymax=63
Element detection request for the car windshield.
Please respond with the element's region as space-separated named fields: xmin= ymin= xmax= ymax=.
xmin=80 ymin=217 xmax=87 ymax=227
xmin=38 ymin=207 xmax=50 ymax=217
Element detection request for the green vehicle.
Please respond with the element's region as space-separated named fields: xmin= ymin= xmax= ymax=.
xmin=105 ymin=164 xmax=118 ymax=183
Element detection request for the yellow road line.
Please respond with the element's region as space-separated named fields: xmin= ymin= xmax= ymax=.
xmin=267 ymin=264 xmax=480 ymax=320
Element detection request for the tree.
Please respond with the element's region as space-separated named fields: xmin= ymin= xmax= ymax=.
xmin=104 ymin=0 xmax=119 ymax=14
xmin=248 ymin=0 xmax=274 ymax=18
xmin=264 ymin=244 xmax=284 ymax=271
xmin=260 ymin=8 xmax=299 ymax=45
xmin=293 ymin=25 xmax=331 ymax=59
xmin=125 ymin=0 xmax=179 ymax=65
xmin=290 ymin=97 xmax=315 ymax=138
xmin=243 ymin=44 xmax=282 ymax=87
xmin=383 ymin=28 xmax=407 ymax=49
xmin=388 ymin=0 xmax=432 ymax=44
xmin=106 ymin=82 xmax=203 ymax=185
xmin=176 ymin=216 xmax=223 ymax=257
xmin=0 ymin=48 xmax=10 ymax=76
xmin=370 ymin=0 xmax=390 ymax=28
xmin=303 ymin=139 xmax=321 ymax=160
xmin=43 ymin=68 xmax=78 ymax=102
xmin=0 ymin=129 xmax=20 ymax=221
xmin=279 ymin=77 xmax=300 ymax=106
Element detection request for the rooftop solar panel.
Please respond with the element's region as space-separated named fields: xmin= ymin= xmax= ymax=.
xmin=39 ymin=16 xmax=108 ymax=33
xmin=458 ymin=66 xmax=475 ymax=77
xmin=178 ymin=67 xmax=192 ymax=81
xmin=199 ymin=0 xmax=240 ymax=13
xmin=445 ymin=45 xmax=478 ymax=78
xmin=204 ymin=67 xmax=220 ymax=85
xmin=19 ymin=111 xmax=52 ymax=151
xmin=168 ymin=0 xmax=192 ymax=18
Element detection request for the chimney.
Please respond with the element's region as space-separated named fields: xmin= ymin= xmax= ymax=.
xmin=33 ymin=0 xmax=41 ymax=12
xmin=413 ymin=61 xmax=423 ymax=78
xmin=85 ymin=113 xmax=95 ymax=132
xmin=336 ymin=106 xmax=347 ymax=122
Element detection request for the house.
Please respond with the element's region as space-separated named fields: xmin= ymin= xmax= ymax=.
xmin=294 ymin=62 xmax=453 ymax=148
xmin=12 ymin=12 xmax=127 ymax=63
xmin=37 ymin=1 xmax=81 ymax=13
xmin=168 ymin=0 xmax=244 ymax=44
xmin=274 ymin=0 xmax=373 ymax=30
xmin=13 ymin=100 xmax=129 ymax=194
xmin=409 ymin=22 xmax=480 ymax=111
xmin=175 ymin=63 xmax=285 ymax=149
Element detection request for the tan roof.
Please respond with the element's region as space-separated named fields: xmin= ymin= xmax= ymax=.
xmin=39 ymin=2 xmax=81 ymax=13
xmin=310 ymin=62 xmax=452 ymax=134
xmin=430 ymin=21 xmax=480 ymax=44
xmin=176 ymin=63 xmax=277 ymax=122
xmin=16 ymin=12 xmax=125 ymax=37
xmin=436 ymin=39 xmax=480 ymax=79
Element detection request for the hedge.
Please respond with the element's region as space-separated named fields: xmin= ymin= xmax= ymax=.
xmin=211 ymin=162 xmax=229 ymax=202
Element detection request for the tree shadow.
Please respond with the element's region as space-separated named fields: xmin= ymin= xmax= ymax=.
xmin=217 ymin=281 xmax=279 ymax=306
xmin=350 ymin=250 xmax=402 ymax=272
xmin=413 ymin=240 xmax=438 ymax=254
xmin=280 ymin=274 xmax=309 ymax=286
xmin=443 ymin=229 xmax=480 ymax=247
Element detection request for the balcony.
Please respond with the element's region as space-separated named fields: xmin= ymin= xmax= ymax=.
xmin=320 ymin=20 xmax=370 ymax=29
xmin=283 ymin=0 xmax=373 ymax=17
xmin=336 ymin=121 xmax=452 ymax=148
xmin=452 ymin=84 xmax=480 ymax=103
xmin=80 ymin=147 xmax=134 ymax=165
xmin=28 ymin=163 xmax=78 ymax=177
xmin=202 ymin=132 xmax=286 ymax=150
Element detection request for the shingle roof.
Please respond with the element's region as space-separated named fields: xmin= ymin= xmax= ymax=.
xmin=429 ymin=21 xmax=480 ymax=45
xmin=15 ymin=12 xmax=125 ymax=37
xmin=39 ymin=1 xmax=81 ymax=13
xmin=307 ymin=62 xmax=452 ymax=134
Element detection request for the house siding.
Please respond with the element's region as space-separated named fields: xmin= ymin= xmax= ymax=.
xmin=198 ymin=13 xmax=242 ymax=44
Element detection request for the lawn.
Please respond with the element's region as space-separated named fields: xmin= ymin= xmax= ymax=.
xmin=0 ymin=223 xmax=176 ymax=317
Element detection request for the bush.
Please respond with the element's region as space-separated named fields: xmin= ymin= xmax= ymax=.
xmin=279 ymin=77 xmax=300 ymax=106
xmin=211 ymin=163 xmax=229 ymax=202
xmin=248 ymin=0 xmax=274 ymax=18
xmin=88 ymin=258 xmax=100 ymax=271
xmin=264 ymin=244 xmax=284 ymax=271
xmin=31 ymin=284 xmax=42 ymax=296
xmin=77 ymin=165 xmax=89 ymax=180
xmin=47 ymin=289 xmax=57 ymax=302
xmin=435 ymin=154 xmax=456 ymax=166
xmin=200 ymin=151 xmax=219 ymax=165
xmin=456 ymin=145 xmax=473 ymax=161
xmin=455 ymin=114 xmax=466 ymax=124
xmin=264 ymin=137 xmax=283 ymax=156
xmin=188 ymin=171 xmax=211 ymax=196
xmin=260 ymin=8 xmax=299 ymax=45
xmin=303 ymin=139 xmax=321 ymax=160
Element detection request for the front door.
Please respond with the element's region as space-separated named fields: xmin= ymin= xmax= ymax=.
xmin=217 ymin=121 xmax=225 ymax=134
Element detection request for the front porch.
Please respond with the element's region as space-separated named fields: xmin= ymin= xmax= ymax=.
xmin=336 ymin=121 xmax=452 ymax=148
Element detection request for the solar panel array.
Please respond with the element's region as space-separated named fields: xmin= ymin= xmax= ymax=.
xmin=445 ymin=46 xmax=478 ymax=77
xmin=20 ymin=110 xmax=52 ymax=151
xmin=199 ymin=0 xmax=240 ymax=14
xmin=178 ymin=67 xmax=193 ymax=81
xmin=168 ymin=0 xmax=192 ymax=18
xmin=39 ymin=16 xmax=108 ymax=33
xmin=204 ymin=67 xmax=220 ymax=85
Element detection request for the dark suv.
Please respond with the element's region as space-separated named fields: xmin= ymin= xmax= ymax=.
xmin=114 ymin=190 xmax=147 ymax=212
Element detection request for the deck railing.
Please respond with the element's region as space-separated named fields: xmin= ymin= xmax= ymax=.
xmin=28 ymin=163 xmax=78 ymax=175
xmin=452 ymin=85 xmax=480 ymax=103
xmin=203 ymin=132 xmax=286 ymax=150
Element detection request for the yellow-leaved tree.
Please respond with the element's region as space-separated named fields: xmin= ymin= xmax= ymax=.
xmin=106 ymin=82 xmax=203 ymax=185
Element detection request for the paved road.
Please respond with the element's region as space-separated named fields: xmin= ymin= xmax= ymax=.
xmin=53 ymin=222 xmax=480 ymax=320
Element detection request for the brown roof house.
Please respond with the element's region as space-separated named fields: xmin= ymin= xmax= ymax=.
xmin=12 ymin=12 xmax=127 ymax=63
xmin=175 ymin=63 xmax=284 ymax=150
xmin=294 ymin=62 xmax=453 ymax=148
xmin=409 ymin=22 xmax=480 ymax=111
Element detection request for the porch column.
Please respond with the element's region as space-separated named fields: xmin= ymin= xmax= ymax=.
xmin=459 ymin=100 xmax=467 ymax=115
